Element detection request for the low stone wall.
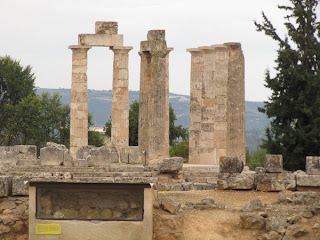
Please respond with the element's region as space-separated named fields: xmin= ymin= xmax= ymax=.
xmin=0 ymin=197 xmax=28 ymax=240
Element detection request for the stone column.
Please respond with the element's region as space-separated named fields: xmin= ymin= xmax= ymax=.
xmin=187 ymin=48 xmax=203 ymax=164
xmin=138 ymin=30 xmax=173 ymax=163
xmin=224 ymin=42 xmax=246 ymax=163
xmin=138 ymin=51 xmax=152 ymax=158
xmin=69 ymin=45 xmax=91 ymax=157
xmin=187 ymin=45 xmax=230 ymax=165
xmin=209 ymin=45 xmax=229 ymax=164
xmin=110 ymin=46 xmax=133 ymax=147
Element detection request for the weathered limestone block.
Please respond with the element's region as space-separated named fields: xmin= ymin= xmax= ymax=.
xmin=255 ymin=167 xmax=266 ymax=173
xmin=14 ymin=145 xmax=37 ymax=160
xmin=296 ymin=175 xmax=320 ymax=187
xmin=40 ymin=142 xmax=73 ymax=166
xmin=16 ymin=159 xmax=40 ymax=166
xmin=46 ymin=142 xmax=68 ymax=151
xmin=256 ymin=172 xmax=296 ymax=192
xmin=306 ymin=156 xmax=320 ymax=175
xmin=240 ymin=212 xmax=266 ymax=229
xmin=73 ymin=159 xmax=88 ymax=167
xmin=161 ymin=197 xmax=181 ymax=215
xmin=86 ymin=146 xmax=119 ymax=167
xmin=40 ymin=147 xmax=64 ymax=166
xmin=158 ymin=157 xmax=184 ymax=173
xmin=95 ymin=21 xmax=118 ymax=34
xmin=12 ymin=173 xmax=65 ymax=196
xmin=0 ymin=176 xmax=12 ymax=197
xmin=12 ymin=176 xmax=31 ymax=196
xmin=0 ymin=146 xmax=18 ymax=165
xmin=153 ymin=208 xmax=184 ymax=240
xmin=119 ymin=146 xmax=140 ymax=164
xmin=217 ymin=172 xmax=255 ymax=190
xmin=264 ymin=154 xmax=283 ymax=173
xmin=242 ymin=199 xmax=263 ymax=212
xmin=76 ymin=145 xmax=97 ymax=160
xmin=219 ymin=156 xmax=244 ymax=173
xmin=265 ymin=216 xmax=287 ymax=232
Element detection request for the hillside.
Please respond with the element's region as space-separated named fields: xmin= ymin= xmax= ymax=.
xmin=36 ymin=88 xmax=269 ymax=152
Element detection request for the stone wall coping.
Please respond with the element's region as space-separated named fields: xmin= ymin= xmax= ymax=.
xmin=28 ymin=178 xmax=156 ymax=185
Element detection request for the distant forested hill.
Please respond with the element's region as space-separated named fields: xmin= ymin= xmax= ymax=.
xmin=36 ymin=88 xmax=269 ymax=152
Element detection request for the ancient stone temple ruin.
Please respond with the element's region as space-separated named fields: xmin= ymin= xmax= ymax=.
xmin=138 ymin=30 xmax=173 ymax=163
xmin=187 ymin=43 xmax=245 ymax=165
xmin=69 ymin=22 xmax=132 ymax=157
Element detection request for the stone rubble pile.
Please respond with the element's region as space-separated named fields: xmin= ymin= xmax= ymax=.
xmin=240 ymin=191 xmax=320 ymax=239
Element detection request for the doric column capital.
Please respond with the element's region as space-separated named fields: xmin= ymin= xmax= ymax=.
xmin=110 ymin=46 xmax=133 ymax=54
xmin=68 ymin=45 xmax=91 ymax=52
xmin=186 ymin=48 xmax=202 ymax=54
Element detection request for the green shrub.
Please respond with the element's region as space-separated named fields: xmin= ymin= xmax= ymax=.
xmin=246 ymin=147 xmax=267 ymax=170
xmin=170 ymin=141 xmax=189 ymax=160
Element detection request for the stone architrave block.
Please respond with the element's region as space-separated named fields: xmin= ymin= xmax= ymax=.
xmin=78 ymin=34 xmax=123 ymax=47
xmin=264 ymin=154 xmax=283 ymax=173
xmin=296 ymin=175 xmax=320 ymax=187
xmin=0 ymin=176 xmax=12 ymax=197
xmin=306 ymin=156 xmax=320 ymax=175
xmin=217 ymin=172 xmax=255 ymax=190
xmin=256 ymin=172 xmax=296 ymax=192
xmin=86 ymin=146 xmax=119 ymax=167
xmin=119 ymin=146 xmax=141 ymax=164
xmin=14 ymin=145 xmax=37 ymax=160
xmin=219 ymin=157 xmax=244 ymax=174
xmin=158 ymin=157 xmax=184 ymax=173
xmin=40 ymin=147 xmax=64 ymax=166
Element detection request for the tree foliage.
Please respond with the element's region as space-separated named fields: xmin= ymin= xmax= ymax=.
xmin=170 ymin=140 xmax=189 ymax=159
xmin=255 ymin=0 xmax=320 ymax=170
xmin=105 ymin=101 xmax=188 ymax=146
xmin=246 ymin=147 xmax=267 ymax=170
xmin=0 ymin=56 xmax=70 ymax=149
xmin=88 ymin=113 xmax=104 ymax=147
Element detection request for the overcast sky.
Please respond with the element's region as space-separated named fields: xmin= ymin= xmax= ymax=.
xmin=1 ymin=0 xmax=318 ymax=101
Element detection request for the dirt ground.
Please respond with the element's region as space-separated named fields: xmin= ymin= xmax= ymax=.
xmin=157 ymin=190 xmax=320 ymax=240
xmin=158 ymin=190 xmax=278 ymax=210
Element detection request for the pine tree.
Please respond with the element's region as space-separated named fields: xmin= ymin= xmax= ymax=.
xmin=255 ymin=0 xmax=320 ymax=170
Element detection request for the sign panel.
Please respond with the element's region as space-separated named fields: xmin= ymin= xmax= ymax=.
xmin=36 ymin=224 xmax=61 ymax=235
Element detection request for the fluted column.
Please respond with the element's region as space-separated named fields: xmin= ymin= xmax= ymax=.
xmin=138 ymin=30 xmax=173 ymax=163
xmin=110 ymin=46 xmax=133 ymax=147
xmin=224 ymin=42 xmax=246 ymax=163
xmin=138 ymin=51 xmax=152 ymax=158
xmin=69 ymin=45 xmax=91 ymax=157
xmin=187 ymin=48 xmax=203 ymax=164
